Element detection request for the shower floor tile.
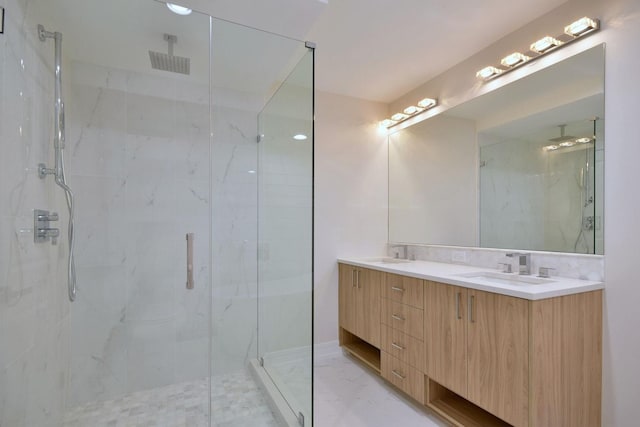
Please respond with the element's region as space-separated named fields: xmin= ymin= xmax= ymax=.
xmin=63 ymin=372 xmax=279 ymax=427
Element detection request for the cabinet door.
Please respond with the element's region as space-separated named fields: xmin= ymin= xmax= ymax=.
xmin=467 ymin=290 xmax=529 ymax=427
xmin=425 ymin=281 xmax=467 ymax=397
xmin=356 ymin=267 xmax=382 ymax=347
xmin=338 ymin=264 xmax=357 ymax=334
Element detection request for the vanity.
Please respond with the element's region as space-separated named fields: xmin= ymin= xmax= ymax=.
xmin=337 ymin=258 xmax=603 ymax=427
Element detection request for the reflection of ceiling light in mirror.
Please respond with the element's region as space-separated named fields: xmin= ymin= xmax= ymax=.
xmin=501 ymin=52 xmax=530 ymax=67
xmin=293 ymin=134 xmax=308 ymax=140
xmin=559 ymin=141 xmax=576 ymax=147
xmin=403 ymin=106 xmax=422 ymax=115
xmin=391 ymin=113 xmax=408 ymax=121
xmin=166 ymin=3 xmax=192 ymax=15
xmin=248 ymin=170 xmax=256 ymax=174
xmin=380 ymin=119 xmax=397 ymax=128
xmin=565 ymin=17 xmax=599 ymax=37
xmin=417 ymin=98 xmax=437 ymax=109
xmin=476 ymin=66 xmax=502 ymax=80
xmin=576 ymin=137 xmax=593 ymax=143
xmin=530 ymin=36 xmax=562 ymax=53
xmin=544 ymin=145 xmax=560 ymax=151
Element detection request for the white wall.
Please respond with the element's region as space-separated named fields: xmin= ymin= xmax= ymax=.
xmin=387 ymin=0 xmax=640 ymax=423
xmin=389 ymin=114 xmax=477 ymax=246
xmin=314 ymin=91 xmax=388 ymax=344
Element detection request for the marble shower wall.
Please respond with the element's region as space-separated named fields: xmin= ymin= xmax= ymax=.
xmin=65 ymin=61 xmax=212 ymax=406
xmin=0 ymin=0 xmax=71 ymax=426
xmin=210 ymin=92 xmax=260 ymax=377
xmin=479 ymin=121 xmax=599 ymax=254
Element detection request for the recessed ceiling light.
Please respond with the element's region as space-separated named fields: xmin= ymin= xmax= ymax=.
xmin=293 ymin=134 xmax=307 ymax=140
xmin=167 ymin=3 xmax=192 ymax=15
xmin=559 ymin=141 xmax=576 ymax=147
xmin=544 ymin=145 xmax=560 ymax=151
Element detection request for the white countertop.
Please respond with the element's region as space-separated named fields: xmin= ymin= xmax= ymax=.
xmin=337 ymin=257 xmax=604 ymax=300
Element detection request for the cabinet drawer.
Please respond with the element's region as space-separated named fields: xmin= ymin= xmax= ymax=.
xmin=382 ymin=351 xmax=425 ymax=404
xmin=382 ymin=299 xmax=424 ymax=340
xmin=384 ymin=273 xmax=424 ymax=309
xmin=381 ymin=325 xmax=424 ymax=371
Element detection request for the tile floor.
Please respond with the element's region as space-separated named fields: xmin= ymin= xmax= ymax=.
xmin=63 ymin=349 xmax=446 ymax=427
xmin=63 ymin=372 xmax=278 ymax=427
xmin=314 ymin=351 xmax=447 ymax=427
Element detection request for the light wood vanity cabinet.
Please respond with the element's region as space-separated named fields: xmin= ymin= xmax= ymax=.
xmin=338 ymin=262 xmax=602 ymax=427
xmin=338 ymin=264 xmax=382 ymax=349
xmin=425 ymin=282 xmax=529 ymax=427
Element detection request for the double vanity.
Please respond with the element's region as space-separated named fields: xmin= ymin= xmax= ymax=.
xmin=337 ymin=257 xmax=603 ymax=427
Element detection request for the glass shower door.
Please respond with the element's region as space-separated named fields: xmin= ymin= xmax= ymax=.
xmin=257 ymin=48 xmax=314 ymax=424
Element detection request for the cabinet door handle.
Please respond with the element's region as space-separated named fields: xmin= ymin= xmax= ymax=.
xmin=392 ymin=370 xmax=406 ymax=380
xmin=357 ymin=270 xmax=361 ymax=288
xmin=391 ymin=342 xmax=405 ymax=351
xmin=352 ymin=269 xmax=357 ymax=288
xmin=456 ymin=292 xmax=462 ymax=320
xmin=391 ymin=286 xmax=405 ymax=292
xmin=468 ymin=294 xmax=475 ymax=323
xmin=391 ymin=314 xmax=405 ymax=321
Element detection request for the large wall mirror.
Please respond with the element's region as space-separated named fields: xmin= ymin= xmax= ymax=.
xmin=389 ymin=44 xmax=604 ymax=255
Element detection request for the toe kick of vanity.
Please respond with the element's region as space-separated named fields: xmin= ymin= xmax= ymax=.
xmin=337 ymin=260 xmax=603 ymax=427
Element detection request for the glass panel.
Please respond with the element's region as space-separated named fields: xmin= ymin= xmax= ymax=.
xmin=1 ymin=1 xmax=212 ymax=425
xmin=210 ymin=16 xmax=312 ymax=427
xmin=258 ymin=50 xmax=314 ymax=422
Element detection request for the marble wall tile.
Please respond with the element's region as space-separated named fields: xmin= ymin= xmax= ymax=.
xmin=0 ymin=1 xmax=71 ymax=425
xmin=400 ymin=244 xmax=604 ymax=281
xmin=66 ymin=60 xmax=214 ymax=408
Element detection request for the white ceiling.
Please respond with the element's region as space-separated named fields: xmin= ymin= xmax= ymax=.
xmin=35 ymin=0 xmax=570 ymax=103
xmin=186 ymin=0 xmax=569 ymax=102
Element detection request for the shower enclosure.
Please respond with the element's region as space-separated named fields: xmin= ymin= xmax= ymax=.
xmin=0 ymin=0 xmax=313 ymax=426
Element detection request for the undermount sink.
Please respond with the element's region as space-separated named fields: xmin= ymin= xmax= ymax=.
xmin=367 ymin=257 xmax=412 ymax=264
xmin=454 ymin=271 xmax=555 ymax=285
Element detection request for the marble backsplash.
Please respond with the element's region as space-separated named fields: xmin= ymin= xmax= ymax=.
xmin=390 ymin=244 xmax=604 ymax=282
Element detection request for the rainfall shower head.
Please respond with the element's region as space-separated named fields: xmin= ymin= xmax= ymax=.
xmin=548 ymin=124 xmax=576 ymax=143
xmin=149 ymin=33 xmax=190 ymax=75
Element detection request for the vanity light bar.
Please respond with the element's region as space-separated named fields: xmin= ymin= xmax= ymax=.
xmin=476 ymin=16 xmax=600 ymax=82
xmin=544 ymin=136 xmax=594 ymax=152
xmin=380 ymin=98 xmax=438 ymax=128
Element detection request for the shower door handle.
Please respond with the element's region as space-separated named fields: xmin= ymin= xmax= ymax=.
xmin=186 ymin=233 xmax=194 ymax=289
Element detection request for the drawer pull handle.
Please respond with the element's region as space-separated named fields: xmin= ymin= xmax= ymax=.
xmin=392 ymin=370 xmax=405 ymax=380
xmin=391 ymin=314 xmax=405 ymax=321
xmin=391 ymin=342 xmax=405 ymax=351
xmin=391 ymin=286 xmax=405 ymax=292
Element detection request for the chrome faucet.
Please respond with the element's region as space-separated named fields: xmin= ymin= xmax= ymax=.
xmin=390 ymin=244 xmax=407 ymax=259
xmin=506 ymin=252 xmax=531 ymax=275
